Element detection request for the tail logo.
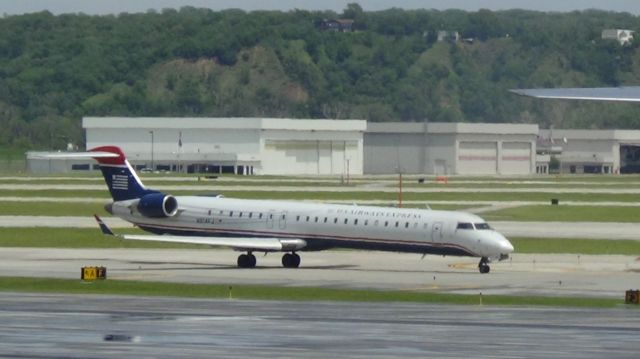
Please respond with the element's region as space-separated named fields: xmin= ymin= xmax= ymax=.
xmin=111 ymin=174 xmax=129 ymax=190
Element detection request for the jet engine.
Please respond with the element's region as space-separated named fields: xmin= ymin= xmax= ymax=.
xmin=137 ymin=193 xmax=179 ymax=218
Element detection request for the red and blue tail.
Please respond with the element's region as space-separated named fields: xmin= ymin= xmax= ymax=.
xmin=89 ymin=146 xmax=157 ymax=201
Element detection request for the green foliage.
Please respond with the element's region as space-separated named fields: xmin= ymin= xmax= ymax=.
xmin=3 ymin=8 xmax=640 ymax=149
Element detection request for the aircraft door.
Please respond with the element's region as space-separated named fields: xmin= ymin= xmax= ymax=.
xmin=279 ymin=212 xmax=287 ymax=230
xmin=267 ymin=211 xmax=275 ymax=229
xmin=431 ymin=222 xmax=443 ymax=243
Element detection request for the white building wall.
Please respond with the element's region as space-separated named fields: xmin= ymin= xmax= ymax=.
xmin=83 ymin=117 xmax=365 ymax=176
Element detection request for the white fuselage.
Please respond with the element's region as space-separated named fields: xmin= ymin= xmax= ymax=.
xmin=111 ymin=196 xmax=513 ymax=259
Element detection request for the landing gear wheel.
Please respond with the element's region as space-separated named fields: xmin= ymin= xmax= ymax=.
xmin=237 ymin=253 xmax=257 ymax=268
xmin=282 ymin=252 xmax=301 ymax=268
xmin=478 ymin=257 xmax=490 ymax=274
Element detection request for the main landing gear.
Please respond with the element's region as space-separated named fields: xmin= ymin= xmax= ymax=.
xmin=478 ymin=257 xmax=490 ymax=274
xmin=236 ymin=252 xmax=301 ymax=268
xmin=237 ymin=252 xmax=257 ymax=268
xmin=281 ymin=252 xmax=301 ymax=268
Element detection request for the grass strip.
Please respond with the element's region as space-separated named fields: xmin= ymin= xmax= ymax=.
xmin=483 ymin=205 xmax=640 ymax=222
xmin=0 ymin=228 xmax=205 ymax=249
xmin=0 ymin=276 xmax=623 ymax=308
xmin=509 ymin=238 xmax=640 ymax=255
xmin=3 ymin=189 xmax=640 ymax=203
xmin=0 ymin=201 xmax=466 ymax=216
xmin=1 ymin=228 xmax=640 ymax=255
xmin=0 ymin=202 xmax=109 ymax=216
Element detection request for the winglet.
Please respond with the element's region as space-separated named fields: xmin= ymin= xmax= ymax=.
xmin=94 ymin=215 xmax=115 ymax=236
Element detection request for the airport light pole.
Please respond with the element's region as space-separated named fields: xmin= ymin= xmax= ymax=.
xmin=149 ymin=130 xmax=154 ymax=170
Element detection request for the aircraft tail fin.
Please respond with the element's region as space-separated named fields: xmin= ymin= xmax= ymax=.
xmin=89 ymin=146 xmax=157 ymax=201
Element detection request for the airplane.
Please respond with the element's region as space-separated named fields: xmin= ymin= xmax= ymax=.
xmin=510 ymin=86 xmax=640 ymax=102
xmin=42 ymin=145 xmax=514 ymax=274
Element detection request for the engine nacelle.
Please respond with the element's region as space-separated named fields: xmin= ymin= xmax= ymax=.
xmin=137 ymin=193 xmax=179 ymax=218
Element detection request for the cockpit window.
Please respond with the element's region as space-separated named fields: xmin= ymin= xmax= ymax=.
xmin=474 ymin=223 xmax=491 ymax=230
xmin=456 ymin=222 xmax=474 ymax=230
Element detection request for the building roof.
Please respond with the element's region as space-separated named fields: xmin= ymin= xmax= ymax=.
xmin=366 ymin=122 xmax=538 ymax=135
xmin=83 ymin=117 xmax=367 ymax=132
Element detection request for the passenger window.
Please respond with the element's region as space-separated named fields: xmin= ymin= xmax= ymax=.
xmin=315 ymin=217 xmax=319 ymax=222
xmin=354 ymin=219 xmax=358 ymax=225
xmin=324 ymin=217 xmax=328 ymax=223
xmin=249 ymin=212 xmax=253 ymax=218
xmin=395 ymin=221 xmax=399 ymax=227
xmin=384 ymin=221 xmax=388 ymax=227
xmin=282 ymin=214 xmax=285 ymax=220
xmin=405 ymin=222 xmax=409 ymax=228
xmin=334 ymin=218 xmax=338 ymax=224
xmin=344 ymin=218 xmax=348 ymax=224
xmin=259 ymin=213 xmax=263 ymax=219
xmin=239 ymin=212 xmax=243 ymax=218
xmin=230 ymin=211 xmax=234 ymax=217
xmin=208 ymin=210 xmax=211 ymax=215
xmin=364 ymin=220 xmax=368 ymax=226
xmin=457 ymin=222 xmax=474 ymax=230
xmin=306 ymin=216 xmax=310 ymax=222
xmin=296 ymin=215 xmax=300 ymax=221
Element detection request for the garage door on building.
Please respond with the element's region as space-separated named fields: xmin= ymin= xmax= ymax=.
xmin=458 ymin=141 xmax=497 ymax=174
xmin=501 ymin=142 xmax=532 ymax=175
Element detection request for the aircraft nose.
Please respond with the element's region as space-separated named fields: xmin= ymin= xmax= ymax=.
xmin=500 ymin=239 xmax=515 ymax=254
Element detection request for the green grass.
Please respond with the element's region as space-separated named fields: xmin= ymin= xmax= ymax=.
xmin=0 ymin=276 xmax=623 ymax=308
xmin=0 ymin=201 xmax=467 ymax=216
xmin=0 ymin=201 xmax=109 ymax=216
xmin=1 ymin=228 xmax=640 ymax=255
xmin=0 ymin=228 xmax=205 ymax=248
xmin=510 ymin=238 xmax=640 ymax=255
xmin=483 ymin=205 xmax=640 ymax=222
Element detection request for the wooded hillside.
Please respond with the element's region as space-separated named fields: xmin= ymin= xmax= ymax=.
xmin=2 ymin=5 xmax=640 ymax=150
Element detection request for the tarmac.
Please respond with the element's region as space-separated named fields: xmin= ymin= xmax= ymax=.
xmin=1 ymin=292 xmax=638 ymax=358
xmin=1 ymin=247 xmax=638 ymax=299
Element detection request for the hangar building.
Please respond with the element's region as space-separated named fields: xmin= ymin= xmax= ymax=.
xmin=538 ymin=129 xmax=640 ymax=174
xmin=28 ymin=117 xmax=366 ymax=175
xmin=364 ymin=122 xmax=539 ymax=175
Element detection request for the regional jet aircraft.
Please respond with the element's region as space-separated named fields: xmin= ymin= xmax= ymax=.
xmin=511 ymin=86 xmax=640 ymax=102
xmin=43 ymin=146 xmax=514 ymax=273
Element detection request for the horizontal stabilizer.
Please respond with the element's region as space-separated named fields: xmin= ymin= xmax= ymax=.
xmin=510 ymin=86 xmax=640 ymax=102
xmin=29 ymin=151 xmax=120 ymax=159
xmin=94 ymin=214 xmax=115 ymax=236
xmin=121 ymin=234 xmax=307 ymax=252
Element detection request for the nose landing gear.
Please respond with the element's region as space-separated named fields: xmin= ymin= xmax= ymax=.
xmin=478 ymin=257 xmax=490 ymax=274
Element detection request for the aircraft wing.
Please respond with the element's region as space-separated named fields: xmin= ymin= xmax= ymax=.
xmin=94 ymin=214 xmax=307 ymax=251
xmin=510 ymin=86 xmax=640 ymax=102
xmin=121 ymin=234 xmax=306 ymax=251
